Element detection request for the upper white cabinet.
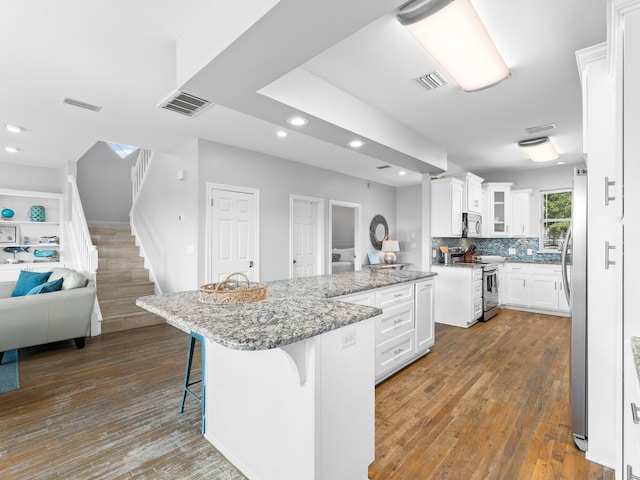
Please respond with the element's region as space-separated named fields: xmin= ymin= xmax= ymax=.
xmin=483 ymin=182 xmax=512 ymax=236
xmin=510 ymin=189 xmax=532 ymax=237
xmin=452 ymin=173 xmax=484 ymax=214
xmin=431 ymin=177 xmax=463 ymax=237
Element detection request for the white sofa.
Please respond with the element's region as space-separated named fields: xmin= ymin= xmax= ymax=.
xmin=0 ymin=268 xmax=96 ymax=363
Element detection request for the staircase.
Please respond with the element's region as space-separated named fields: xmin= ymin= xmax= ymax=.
xmin=90 ymin=227 xmax=165 ymax=333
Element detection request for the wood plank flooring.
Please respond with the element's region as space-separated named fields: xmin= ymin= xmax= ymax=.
xmin=0 ymin=309 xmax=615 ymax=479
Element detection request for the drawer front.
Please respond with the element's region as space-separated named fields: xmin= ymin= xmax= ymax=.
xmin=336 ymin=291 xmax=375 ymax=307
xmin=473 ymin=298 xmax=483 ymax=320
xmin=376 ymin=303 xmax=414 ymax=345
xmin=375 ymin=331 xmax=415 ymax=378
xmin=531 ymin=264 xmax=562 ymax=276
xmin=505 ymin=263 xmax=530 ymax=274
xmin=376 ymin=284 xmax=414 ymax=308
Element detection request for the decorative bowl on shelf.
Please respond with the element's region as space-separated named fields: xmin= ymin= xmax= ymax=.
xmin=1 ymin=208 xmax=14 ymax=220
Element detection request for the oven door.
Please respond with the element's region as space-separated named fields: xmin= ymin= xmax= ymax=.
xmin=483 ymin=269 xmax=499 ymax=311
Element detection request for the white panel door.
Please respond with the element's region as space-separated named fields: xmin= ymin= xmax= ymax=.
xmin=292 ymin=198 xmax=319 ymax=278
xmin=209 ymin=186 xmax=258 ymax=282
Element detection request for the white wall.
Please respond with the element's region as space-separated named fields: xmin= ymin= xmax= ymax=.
xmin=77 ymin=141 xmax=135 ymax=226
xmin=0 ymin=161 xmax=64 ymax=192
xmin=197 ymin=139 xmax=398 ymax=283
xmin=130 ymin=141 xmax=199 ymax=293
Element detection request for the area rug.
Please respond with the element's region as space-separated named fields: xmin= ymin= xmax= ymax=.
xmin=0 ymin=349 xmax=20 ymax=394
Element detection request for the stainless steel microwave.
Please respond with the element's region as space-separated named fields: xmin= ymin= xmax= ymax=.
xmin=462 ymin=213 xmax=482 ymax=238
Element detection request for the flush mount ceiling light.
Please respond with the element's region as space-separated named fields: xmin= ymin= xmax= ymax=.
xmin=5 ymin=124 xmax=23 ymax=134
xmin=4 ymin=146 xmax=19 ymax=153
xmin=286 ymin=116 xmax=308 ymax=127
xmin=518 ymin=137 xmax=559 ymax=163
xmin=348 ymin=139 xmax=364 ymax=148
xmin=397 ymin=0 xmax=510 ymax=92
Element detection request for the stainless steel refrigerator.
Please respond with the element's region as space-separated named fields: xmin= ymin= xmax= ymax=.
xmin=562 ymin=167 xmax=588 ymax=452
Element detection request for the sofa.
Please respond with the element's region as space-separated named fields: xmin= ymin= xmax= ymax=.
xmin=0 ymin=267 xmax=96 ymax=363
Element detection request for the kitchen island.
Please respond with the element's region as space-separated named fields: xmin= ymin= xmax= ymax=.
xmin=137 ymin=269 xmax=436 ymax=480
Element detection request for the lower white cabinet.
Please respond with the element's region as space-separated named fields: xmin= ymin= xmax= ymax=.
xmin=335 ymin=278 xmax=435 ymax=384
xmin=503 ymin=263 xmax=570 ymax=315
xmin=431 ymin=265 xmax=483 ymax=328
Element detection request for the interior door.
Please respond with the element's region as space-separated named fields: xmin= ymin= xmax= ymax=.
xmin=290 ymin=196 xmax=324 ymax=278
xmin=207 ymin=184 xmax=259 ymax=282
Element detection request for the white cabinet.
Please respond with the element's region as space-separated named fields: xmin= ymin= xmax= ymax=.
xmin=335 ymin=278 xmax=435 ymax=384
xmin=503 ymin=263 xmax=570 ymax=314
xmin=452 ymin=173 xmax=484 ymax=214
xmin=510 ymin=189 xmax=532 ymax=237
xmin=431 ymin=178 xmax=463 ymax=237
xmin=483 ymin=183 xmax=512 ymax=236
xmin=504 ymin=264 xmax=529 ymax=306
xmin=0 ymin=189 xmax=64 ymax=278
xmin=431 ymin=265 xmax=483 ymax=328
xmin=415 ymin=279 xmax=435 ymax=354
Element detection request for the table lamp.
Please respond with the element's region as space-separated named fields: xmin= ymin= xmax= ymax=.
xmin=381 ymin=240 xmax=399 ymax=264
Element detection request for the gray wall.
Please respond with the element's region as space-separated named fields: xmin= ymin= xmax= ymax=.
xmin=197 ymin=139 xmax=398 ymax=283
xmin=0 ymin=161 xmax=64 ymax=192
xmin=77 ymin=141 xmax=135 ymax=226
xmin=396 ymin=183 xmax=422 ymax=270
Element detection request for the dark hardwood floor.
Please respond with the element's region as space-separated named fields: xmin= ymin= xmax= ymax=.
xmin=0 ymin=309 xmax=614 ymax=479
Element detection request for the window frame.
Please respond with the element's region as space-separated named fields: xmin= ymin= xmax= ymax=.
xmin=539 ymin=188 xmax=572 ymax=253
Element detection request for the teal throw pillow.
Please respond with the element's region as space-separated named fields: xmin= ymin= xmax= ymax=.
xmin=11 ymin=270 xmax=52 ymax=297
xmin=26 ymin=277 xmax=64 ymax=295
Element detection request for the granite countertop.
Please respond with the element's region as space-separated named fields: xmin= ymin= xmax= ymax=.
xmin=137 ymin=270 xmax=436 ymax=352
xmin=631 ymin=337 xmax=640 ymax=384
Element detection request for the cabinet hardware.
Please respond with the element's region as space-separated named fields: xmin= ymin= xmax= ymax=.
xmin=628 ymin=465 xmax=640 ymax=480
xmin=394 ymin=293 xmax=404 ymax=298
xmin=632 ymin=402 xmax=640 ymax=424
xmin=393 ymin=319 xmax=405 ymax=325
xmin=605 ymin=177 xmax=616 ymax=205
xmin=393 ymin=348 xmax=404 ymax=355
xmin=605 ymin=241 xmax=616 ymax=270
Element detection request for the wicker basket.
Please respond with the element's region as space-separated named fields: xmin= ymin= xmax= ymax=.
xmin=198 ymin=272 xmax=267 ymax=304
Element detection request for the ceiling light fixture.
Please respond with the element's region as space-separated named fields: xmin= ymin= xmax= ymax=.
xmin=348 ymin=139 xmax=364 ymax=148
xmin=276 ymin=130 xmax=288 ymax=138
xmin=5 ymin=124 xmax=23 ymax=134
xmin=397 ymin=0 xmax=510 ymax=92
xmin=4 ymin=146 xmax=19 ymax=153
xmin=518 ymin=137 xmax=559 ymax=163
xmin=286 ymin=116 xmax=308 ymax=127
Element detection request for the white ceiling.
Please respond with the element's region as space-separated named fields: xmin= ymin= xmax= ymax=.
xmin=0 ymin=0 xmax=606 ymax=187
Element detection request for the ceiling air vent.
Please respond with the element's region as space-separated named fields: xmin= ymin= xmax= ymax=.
xmin=525 ymin=123 xmax=557 ymax=134
xmin=63 ymin=97 xmax=102 ymax=112
xmin=416 ymin=71 xmax=448 ymax=91
xmin=159 ymin=91 xmax=212 ymax=117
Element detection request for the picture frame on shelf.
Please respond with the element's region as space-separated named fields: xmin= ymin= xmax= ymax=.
xmin=367 ymin=251 xmax=381 ymax=265
xmin=0 ymin=225 xmax=18 ymax=244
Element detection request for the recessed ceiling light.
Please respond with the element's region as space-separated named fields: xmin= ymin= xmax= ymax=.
xmin=5 ymin=124 xmax=23 ymax=134
xmin=276 ymin=130 xmax=288 ymax=138
xmin=399 ymin=170 xmax=407 ymax=176
xmin=4 ymin=146 xmax=19 ymax=153
xmin=557 ymin=161 xmax=566 ymax=165
xmin=348 ymin=139 xmax=364 ymax=148
xmin=286 ymin=116 xmax=308 ymax=127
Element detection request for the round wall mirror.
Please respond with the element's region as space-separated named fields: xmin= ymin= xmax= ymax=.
xmin=369 ymin=215 xmax=389 ymax=250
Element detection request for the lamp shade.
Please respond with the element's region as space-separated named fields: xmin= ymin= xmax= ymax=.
xmin=518 ymin=137 xmax=559 ymax=163
xmin=381 ymin=240 xmax=400 ymax=252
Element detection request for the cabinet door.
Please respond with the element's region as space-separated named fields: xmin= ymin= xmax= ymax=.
xmin=504 ymin=273 xmax=528 ymax=306
xmin=415 ymin=280 xmax=434 ymax=354
xmin=510 ymin=190 xmax=531 ymax=237
xmin=431 ymin=179 xmax=463 ymax=237
xmin=467 ymin=178 xmax=483 ymax=214
xmin=484 ymin=184 xmax=512 ymax=236
xmin=530 ymin=274 xmax=558 ymax=310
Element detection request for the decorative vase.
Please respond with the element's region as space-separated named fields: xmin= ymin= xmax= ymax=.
xmin=1 ymin=208 xmax=14 ymax=220
xmin=29 ymin=205 xmax=45 ymax=222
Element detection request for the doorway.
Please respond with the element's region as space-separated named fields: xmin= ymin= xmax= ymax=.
xmin=289 ymin=195 xmax=324 ymax=278
xmin=206 ymin=183 xmax=259 ymax=282
xmin=329 ymin=200 xmax=362 ymax=274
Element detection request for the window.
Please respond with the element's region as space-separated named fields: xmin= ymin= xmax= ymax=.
xmin=540 ymin=189 xmax=572 ymax=252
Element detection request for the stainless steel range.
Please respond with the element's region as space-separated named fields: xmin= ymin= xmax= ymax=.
xmin=480 ymin=263 xmax=499 ymax=321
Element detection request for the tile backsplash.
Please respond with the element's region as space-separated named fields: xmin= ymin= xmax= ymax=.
xmin=432 ymin=237 xmax=566 ymax=264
